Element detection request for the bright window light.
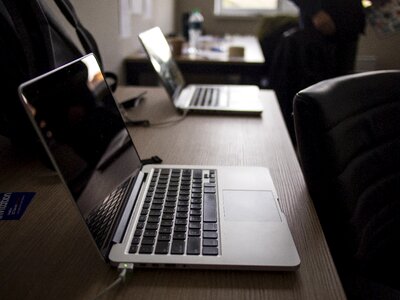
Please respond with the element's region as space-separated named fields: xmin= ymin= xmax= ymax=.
xmin=215 ymin=0 xmax=280 ymax=16
xmin=222 ymin=0 xmax=278 ymax=10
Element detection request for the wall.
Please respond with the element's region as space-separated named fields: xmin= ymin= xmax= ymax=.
xmin=175 ymin=0 xmax=400 ymax=71
xmin=358 ymin=26 xmax=400 ymax=71
xmin=46 ymin=0 xmax=399 ymax=81
xmin=46 ymin=0 xmax=175 ymax=82
xmin=175 ymin=0 xmax=296 ymax=36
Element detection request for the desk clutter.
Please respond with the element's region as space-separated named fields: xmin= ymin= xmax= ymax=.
xmin=180 ymin=35 xmax=253 ymax=60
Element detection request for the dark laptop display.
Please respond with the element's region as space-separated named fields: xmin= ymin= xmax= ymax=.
xmin=20 ymin=55 xmax=141 ymax=254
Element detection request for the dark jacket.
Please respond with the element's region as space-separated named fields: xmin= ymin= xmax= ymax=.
xmin=290 ymin=0 xmax=365 ymax=41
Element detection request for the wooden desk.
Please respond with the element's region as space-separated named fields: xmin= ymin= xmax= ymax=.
xmin=125 ymin=36 xmax=266 ymax=86
xmin=0 ymin=87 xmax=345 ymax=299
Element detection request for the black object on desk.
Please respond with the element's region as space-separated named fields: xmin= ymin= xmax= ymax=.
xmin=120 ymin=91 xmax=147 ymax=109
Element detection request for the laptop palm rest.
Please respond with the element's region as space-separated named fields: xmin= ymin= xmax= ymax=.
xmin=222 ymin=190 xmax=281 ymax=222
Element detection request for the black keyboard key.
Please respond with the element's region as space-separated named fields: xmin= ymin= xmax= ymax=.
xmin=190 ymin=210 xmax=201 ymax=216
xmin=131 ymin=237 xmax=141 ymax=245
xmin=162 ymin=213 xmax=174 ymax=220
xmin=193 ymin=170 xmax=203 ymax=179
xmin=174 ymin=225 xmax=187 ymax=232
xmin=190 ymin=216 xmax=201 ymax=222
xmin=191 ymin=204 xmax=202 ymax=210
xmin=182 ymin=169 xmax=191 ymax=176
xmin=129 ymin=244 xmax=138 ymax=253
xmin=203 ymin=223 xmax=218 ymax=231
xmin=144 ymin=230 xmax=157 ymax=237
xmin=175 ymin=219 xmax=187 ymax=225
xmin=157 ymin=234 xmax=171 ymax=241
xmin=142 ymin=237 xmax=155 ymax=245
xmin=171 ymin=240 xmax=185 ymax=254
xmin=203 ymin=239 xmax=218 ymax=247
xmin=203 ymin=193 xmax=217 ymax=223
xmin=204 ymin=187 xmax=216 ymax=194
xmin=187 ymin=237 xmax=201 ymax=255
xmin=191 ymin=199 xmax=202 ymax=204
xmin=160 ymin=227 xmax=172 ymax=234
xmin=177 ymin=206 xmax=189 ymax=212
xmin=189 ymin=222 xmax=201 ymax=229
xmin=173 ymin=232 xmax=186 ymax=240
xmin=155 ymin=241 xmax=170 ymax=254
xmin=176 ymin=212 xmax=188 ymax=219
xmin=188 ymin=229 xmax=201 ymax=236
xmin=203 ymin=247 xmax=218 ymax=256
xmin=147 ymin=216 xmax=160 ymax=223
xmin=161 ymin=220 xmax=173 ymax=227
xmin=139 ymin=245 xmax=153 ymax=254
xmin=149 ymin=210 xmax=162 ymax=217
xmin=151 ymin=204 xmax=163 ymax=210
xmin=160 ymin=169 xmax=170 ymax=175
xmin=203 ymin=231 xmax=218 ymax=239
xmin=145 ymin=223 xmax=158 ymax=230
xmin=136 ymin=222 xmax=145 ymax=229
xmin=204 ymin=183 xmax=216 ymax=188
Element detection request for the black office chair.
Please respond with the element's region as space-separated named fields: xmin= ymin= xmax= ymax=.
xmin=293 ymin=70 xmax=400 ymax=299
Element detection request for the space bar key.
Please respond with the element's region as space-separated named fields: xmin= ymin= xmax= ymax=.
xmin=203 ymin=193 xmax=217 ymax=223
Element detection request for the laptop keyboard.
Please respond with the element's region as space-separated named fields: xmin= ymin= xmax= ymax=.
xmin=86 ymin=178 xmax=131 ymax=248
xmin=190 ymin=87 xmax=220 ymax=107
xmin=129 ymin=168 xmax=219 ymax=256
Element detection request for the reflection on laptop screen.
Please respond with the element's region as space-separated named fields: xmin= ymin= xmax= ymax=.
xmin=139 ymin=27 xmax=185 ymax=99
xmin=19 ymin=55 xmax=142 ymax=222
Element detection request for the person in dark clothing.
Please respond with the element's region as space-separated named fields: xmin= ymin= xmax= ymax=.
xmin=290 ymin=0 xmax=366 ymax=75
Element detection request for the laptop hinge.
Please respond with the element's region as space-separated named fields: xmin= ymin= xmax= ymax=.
xmin=112 ymin=171 xmax=147 ymax=243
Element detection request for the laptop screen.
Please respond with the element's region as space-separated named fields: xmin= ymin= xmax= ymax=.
xmin=19 ymin=55 xmax=142 ymax=249
xmin=139 ymin=27 xmax=185 ymax=100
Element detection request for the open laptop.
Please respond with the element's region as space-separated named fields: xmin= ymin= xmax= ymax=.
xmin=138 ymin=27 xmax=263 ymax=115
xmin=18 ymin=54 xmax=299 ymax=270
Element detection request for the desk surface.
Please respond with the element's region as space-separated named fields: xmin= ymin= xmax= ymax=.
xmin=0 ymin=87 xmax=345 ymax=300
xmin=128 ymin=35 xmax=265 ymax=65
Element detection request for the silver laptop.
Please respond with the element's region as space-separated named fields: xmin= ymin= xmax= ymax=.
xmin=138 ymin=27 xmax=263 ymax=115
xmin=18 ymin=54 xmax=299 ymax=270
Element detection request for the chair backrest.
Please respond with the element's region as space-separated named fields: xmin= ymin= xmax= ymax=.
xmin=293 ymin=70 xmax=400 ymax=295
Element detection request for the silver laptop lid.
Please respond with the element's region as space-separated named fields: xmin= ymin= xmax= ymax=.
xmin=138 ymin=27 xmax=185 ymax=103
xmin=18 ymin=54 xmax=143 ymax=258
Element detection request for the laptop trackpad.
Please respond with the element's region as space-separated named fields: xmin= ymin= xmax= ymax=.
xmin=222 ymin=190 xmax=281 ymax=222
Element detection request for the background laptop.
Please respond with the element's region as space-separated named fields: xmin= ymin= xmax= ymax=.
xmin=139 ymin=27 xmax=263 ymax=115
xmin=18 ymin=54 xmax=299 ymax=270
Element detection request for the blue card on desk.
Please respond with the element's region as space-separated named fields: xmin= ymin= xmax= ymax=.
xmin=0 ymin=192 xmax=35 ymax=220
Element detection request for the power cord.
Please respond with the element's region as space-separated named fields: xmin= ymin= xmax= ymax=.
xmin=147 ymin=109 xmax=189 ymax=127
xmin=120 ymin=105 xmax=189 ymax=128
xmin=93 ymin=263 xmax=134 ymax=300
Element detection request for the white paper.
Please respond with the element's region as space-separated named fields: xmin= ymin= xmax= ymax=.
xmin=119 ymin=0 xmax=131 ymax=38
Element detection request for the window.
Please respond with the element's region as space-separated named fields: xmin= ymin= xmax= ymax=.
xmin=214 ymin=0 xmax=297 ymax=16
